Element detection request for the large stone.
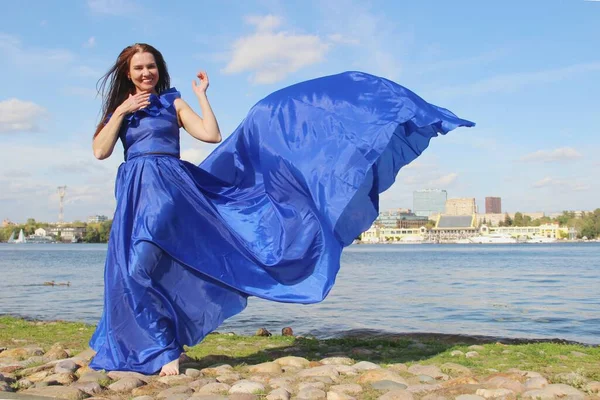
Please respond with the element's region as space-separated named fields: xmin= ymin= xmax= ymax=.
xmin=320 ymin=357 xmax=355 ymax=366
xmin=0 ymin=347 xmax=43 ymax=360
xmin=188 ymin=378 xmax=218 ymax=390
xmin=524 ymin=377 xmax=548 ymax=390
xmin=107 ymin=370 xmax=151 ymax=382
xmin=184 ymin=367 xmax=203 ymax=378
xmin=371 ymin=380 xmax=408 ymax=391
xmin=108 ymin=377 xmax=146 ymax=392
xmin=353 ymin=361 xmax=381 ymax=371
xmin=585 ymin=381 xmax=600 ymax=393
xmin=24 ymin=385 xmax=89 ymax=400
xmin=191 ymin=395 xmax=228 ymax=400
xmin=246 ymin=362 xmax=283 ymax=374
xmin=27 ymin=370 xmax=52 ymax=382
xmin=406 ymin=384 xmax=442 ymax=394
xmin=523 ymin=384 xmax=585 ymax=400
xmin=157 ymin=384 xmax=193 ymax=398
xmin=266 ymin=387 xmax=291 ymax=400
xmin=201 ymin=364 xmax=233 ymax=376
xmin=229 ymin=380 xmax=265 ymax=394
xmin=297 ymin=365 xmax=339 ymax=381
xmin=327 ymin=391 xmax=356 ymax=400
xmin=195 ymin=382 xmax=231 ymax=394
xmin=483 ymin=375 xmax=525 ymax=394
xmin=131 ymin=381 xmax=169 ymax=396
xmin=297 ymin=387 xmax=326 ymax=399
xmin=74 ymin=348 xmax=96 ymax=362
xmin=215 ymin=372 xmax=242 ymax=384
xmin=299 ymin=381 xmax=326 ymax=391
xmin=157 ymin=374 xmax=193 ymax=385
xmin=78 ymin=371 xmax=109 ymax=383
xmin=475 ymin=388 xmax=515 ymax=398
xmin=43 ymin=345 xmax=70 ymax=361
xmin=229 ymin=394 xmax=258 ymax=400
xmin=378 ymin=389 xmax=414 ymax=400
xmin=273 ymin=356 xmax=310 ymax=368
xmin=357 ymin=370 xmax=408 ymax=385
xmin=408 ymin=365 xmax=447 ymax=380
xmin=55 ymin=359 xmax=79 ymax=374
xmin=20 ymin=363 xmax=54 ymax=376
xmin=71 ymin=381 xmax=103 ymax=396
xmin=16 ymin=378 xmax=34 ymax=390
xmin=43 ymin=372 xmax=77 ymax=385
xmin=330 ymin=384 xmax=363 ymax=394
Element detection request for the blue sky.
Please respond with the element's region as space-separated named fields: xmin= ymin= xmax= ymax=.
xmin=1 ymin=0 xmax=599 ymax=223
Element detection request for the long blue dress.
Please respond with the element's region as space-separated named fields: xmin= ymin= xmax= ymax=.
xmin=89 ymin=71 xmax=474 ymax=374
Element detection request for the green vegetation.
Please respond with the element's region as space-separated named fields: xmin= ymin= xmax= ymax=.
xmin=0 ymin=218 xmax=112 ymax=243
xmin=495 ymin=209 xmax=600 ymax=238
xmin=1 ymin=316 xmax=598 ymax=381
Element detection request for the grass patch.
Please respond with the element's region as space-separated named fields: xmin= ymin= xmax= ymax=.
xmin=1 ymin=316 xmax=598 ymax=381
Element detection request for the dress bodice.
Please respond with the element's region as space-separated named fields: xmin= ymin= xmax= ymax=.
xmin=119 ymin=88 xmax=181 ymax=160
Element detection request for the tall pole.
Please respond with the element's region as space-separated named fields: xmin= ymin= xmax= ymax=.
xmin=57 ymin=186 xmax=67 ymax=224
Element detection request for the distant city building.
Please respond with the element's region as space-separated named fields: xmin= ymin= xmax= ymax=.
xmin=485 ymin=197 xmax=502 ymax=214
xmin=413 ymin=189 xmax=447 ymax=217
xmin=47 ymin=226 xmax=86 ymax=241
xmin=88 ymin=215 xmax=109 ymax=223
xmin=375 ymin=208 xmax=429 ymax=229
xmin=2 ymin=218 xmax=16 ymax=227
xmin=475 ymin=212 xmax=545 ymax=227
xmin=445 ymin=198 xmax=477 ymax=215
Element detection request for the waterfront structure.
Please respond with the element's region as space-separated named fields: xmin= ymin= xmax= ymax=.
xmin=485 ymin=197 xmax=501 ymax=214
xmin=490 ymin=223 xmax=573 ymax=240
xmin=445 ymin=198 xmax=477 ymax=215
xmin=475 ymin=212 xmax=545 ymax=227
xmin=413 ymin=189 xmax=447 ymax=217
xmin=360 ymin=225 xmax=425 ymax=243
xmin=375 ymin=208 xmax=428 ymax=228
xmin=47 ymin=226 xmax=86 ymax=241
xmin=425 ymin=214 xmax=478 ymax=242
xmin=88 ymin=215 xmax=109 ymax=223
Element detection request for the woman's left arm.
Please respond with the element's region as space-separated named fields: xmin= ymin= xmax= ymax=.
xmin=175 ymin=71 xmax=222 ymax=143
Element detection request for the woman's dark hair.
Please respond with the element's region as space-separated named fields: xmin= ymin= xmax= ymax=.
xmin=94 ymin=43 xmax=170 ymax=137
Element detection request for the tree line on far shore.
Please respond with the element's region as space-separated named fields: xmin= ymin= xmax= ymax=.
xmin=2 ymin=209 xmax=600 ymax=243
xmin=0 ymin=219 xmax=113 ymax=243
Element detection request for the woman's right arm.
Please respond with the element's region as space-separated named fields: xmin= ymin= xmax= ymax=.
xmin=93 ymin=92 xmax=151 ymax=160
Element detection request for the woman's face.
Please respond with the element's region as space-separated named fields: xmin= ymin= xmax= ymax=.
xmin=128 ymin=52 xmax=159 ymax=93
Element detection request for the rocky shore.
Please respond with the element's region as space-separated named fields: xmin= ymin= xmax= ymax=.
xmin=0 ymin=318 xmax=599 ymax=400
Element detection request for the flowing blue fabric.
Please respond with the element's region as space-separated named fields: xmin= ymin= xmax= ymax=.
xmin=89 ymin=71 xmax=475 ymax=374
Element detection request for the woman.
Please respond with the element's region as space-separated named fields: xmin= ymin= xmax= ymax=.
xmin=90 ymin=43 xmax=474 ymax=376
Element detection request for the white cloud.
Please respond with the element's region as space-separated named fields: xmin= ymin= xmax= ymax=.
xmin=87 ymin=0 xmax=137 ymax=15
xmin=328 ymin=33 xmax=360 ymax=45
xmin=430 ymin=173 xmax=458 ymax=187
xmin=520 ymin=147 xmax=583 ymax=163
xmin=222 ymin=15 xmax=330 ymax=84
xmin=0 ymin=99 xmax=48 ymax=133
xmin=84 ymin=36 xmax=96 ymax=48
xmin=533 ymin=177 xmax=590 ymax=192
xmin=433 ymin=62 xmax=600 ymax=98
xmin=0 ymin=33 xmax=74 ymax=67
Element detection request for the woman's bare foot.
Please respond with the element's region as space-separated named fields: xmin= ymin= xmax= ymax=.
xmin=159 ymin=358 xmax=179 ymax=376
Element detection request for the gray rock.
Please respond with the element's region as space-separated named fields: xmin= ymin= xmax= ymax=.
xmin=475 ymin=388 xmax=515 ymax=398
xmin=55 ymin=359 xmax=79 ymax=373
xmin=408 ymin=365 xmax=447 ymax=380
xmin=24 ymin=386 xmax=89 ymax=400
xmin=353 ymin=361 xmax=381 ymax=371
xmin=297 ymin=387 xmax=327 ymax=399
xmin=266 ymin=387 xmax=291 ymax=400
xmin=191 ymin=395 xmax=228 ymax=400
xmin=320 ymin=357 xmax=355 ymax=366
xmin=195 ymin=382 xmax=231 ymax=394
xmin=157 ymin=385 xmax=193 ymax=398
xmin=330 ymin=383 xmax=363 ymax=394
xmin=299 ymin=381 xmax=326 ymax=391
xmin=184 ymin=367 xmax=203 ymax=378
xmin=405 ymin=384 xmax=442 ymax=394
xmin=246 ymin=362 xmax=283 ymax=374
xmin=451 ymin=350 xmax=465 ymax=357
xmin=229 ymin=394 xmax=258 ymax=400
xmin=371 ymin=380 xmax=408 ymax=391
xmin=377 ymin=389 xmax=414 ymax=400
xmin=524 ymin=377 xmax=548 ymax=390
xmin=332 ymin=365 xmax=358 ymax=376
xmin=465 ymin=351 xmax=479 ymax=358
xmin=523 ymin=384 xmax=585 ymax=400
xmin=107 ymin=370 xmax=151 ymax=382
xmin=297 ymin=365 xmax=339 ymax=381
xmin=71 ymin=381 xmax=103 ymax=396
xmin=16 ymin=378 xmax=34 ymax=390
xmin=468 ymin=345 xmax=485 ymax=351
xmin=273 ymin=356 xmax=310 ymax=368
xmin=229 ymin=380 xmax=265 ymax=394
xmin=157 ymin=375 xmax=193 ymax=385
xmin=108 ymin=377 xmax=146 ymax=392
xmin=78 ymin=371 xmax=109 ymax=383
xmin=327 ymin=391 xmax=356 ymax=400
xmin=188 ymin=377 xmax=218 ymax=390
xmin=43 ymin=372 xmax=77 ymax=385
xmin=418 ymin=375 xmax=436 ymax=384
xmin=440 ymin=363 xmax=472 ymax=376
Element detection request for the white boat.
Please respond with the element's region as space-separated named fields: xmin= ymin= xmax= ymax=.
xmin=468 ymin=233 xmax=517 ymax=244
xmin=7 ymin=231 xmax=16 ymax=243
xmin=526 ymin=236 xmax=557 ymax=243
xmin=13 ymin=229 xmax=26 ymax=244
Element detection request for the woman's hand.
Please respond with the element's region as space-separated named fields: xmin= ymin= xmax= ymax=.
xmin=116 ymin=93 xmax=151 ymax=115
xmin=192 ymin=71 xmax=209 ymax=96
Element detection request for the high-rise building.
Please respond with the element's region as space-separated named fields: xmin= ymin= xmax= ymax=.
xmin=485 ymin=197 xmax=502 ymax=214
xmin=413 ymin=189 xmax=447 ymax=217
xmin=375 ymin=208 xmax=429 ymax=228
xmin=446 ymin=198 xmax=477 ymax=215
xmin=88 ymin=215 xmax=109 ymax=223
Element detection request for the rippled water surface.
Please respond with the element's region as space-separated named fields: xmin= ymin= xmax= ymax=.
xmin=1 ymin=243 xmax=598 ymax=344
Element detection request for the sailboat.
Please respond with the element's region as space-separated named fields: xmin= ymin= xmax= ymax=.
xmin=7 ymin=231 xmax=16 ymax=243
xmin=14 ymin=229 xmax=26 ymax=244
